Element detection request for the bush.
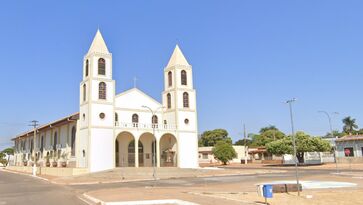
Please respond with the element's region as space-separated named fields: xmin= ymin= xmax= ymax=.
xmin=212 ymin=141 xmax=237 ymax=165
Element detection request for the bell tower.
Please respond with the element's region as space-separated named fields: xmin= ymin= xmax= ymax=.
xmin=162 ymin=45 xmax=198 ymax=168
xmin=78 ymin=30 xmax=115 ymax=172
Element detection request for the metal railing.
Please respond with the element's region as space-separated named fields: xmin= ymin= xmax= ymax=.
xmin=117 ymin=122 xmax=177 ymax=131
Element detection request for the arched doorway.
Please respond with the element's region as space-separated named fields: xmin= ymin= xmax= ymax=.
xmin=128 ymin=140 xmax=143 ymax=167
xmin=160 ymin=134 xmax=177 ymax=167
xmin=115 ymin=132 xmax=135 ymax=167
xmin=139 ymin=132 xmax=156 ymax=167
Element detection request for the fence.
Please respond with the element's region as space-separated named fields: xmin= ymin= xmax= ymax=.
xmin=283 ymin=152 xmax=335 ymax=165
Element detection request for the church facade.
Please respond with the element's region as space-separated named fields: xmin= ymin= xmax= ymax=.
xmin=12 ymin=30 xmax=199 ymax=173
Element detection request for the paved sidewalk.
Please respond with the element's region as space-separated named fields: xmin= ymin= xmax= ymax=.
xmin=213 ymin=162 xmax=363 ymax=170
xmin=47 ymin=167 xmax=285 ymax=185
xmin=85 ymin=173 xmax=363 ymax=205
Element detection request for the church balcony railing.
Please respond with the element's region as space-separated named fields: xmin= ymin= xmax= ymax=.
xmin=117 ymin=122 xmax=177 ymax=131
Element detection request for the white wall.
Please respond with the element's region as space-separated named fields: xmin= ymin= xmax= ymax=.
xmin=90 ymin=55 xmax=112 ymax=79
xmin=77 ymin=128 xmax=88 ymax=168
xmin=91 ymin=104 xmax=114 ymax=127
xmin=178 ymin=132 xmax=198 ymax=168
xmin=115 ymin=88 xmax=161 ymax=110
xmin=90 ymin=80 xmax=115 ymax=103
xmin=89 ymin=128 xmax=114 ymax=172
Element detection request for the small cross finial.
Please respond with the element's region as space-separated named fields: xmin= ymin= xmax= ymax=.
xmin=133 ymin=77 xmax=138 ymax=88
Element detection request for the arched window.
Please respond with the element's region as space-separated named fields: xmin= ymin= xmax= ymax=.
xmin=167 ymin=93 xmax=171 ymax=109
xmin=181 ymin=70 xmax=187 ymax=85
xmin=85 ymin=59 xmax=89 ymax=77
xmin=115 ymin=113 xmax=118 ymax=122
xmin=53 ymin=132 xmax=57 ymax=151
xmin=168 ymin=71 xmax=172 ymax=87
xmin=99 ymin=82 xmax=106 ymax=100
xmin=152 ymin=115 xmax=158 ymax=124
xmin=71 ymin=126 xmax=76 ymax=156
xmin=132 ymin=114 xmax=139 ymax=127
xmin=98 ymin=58 xmax=106 ymax=75
xmin=40 ymin=136 xmax=44 ymax=152
xmin=115 ymin=113 xmax=119 ymax=126
xmin=152 ymin=115 xmax=158 ymax=128
xmin=83 ymin=84 xmax=86 ymax=102
xmin=30 ymin=139 xmax=33 ymax=153
xmin=183 ymin=92 xmax=189 ymax=108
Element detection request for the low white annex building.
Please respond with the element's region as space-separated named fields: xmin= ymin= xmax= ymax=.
xmin=198 ymin=146 xmax=248 ymax=164
xmin=12 ymin=30 xmax=199 ymax=173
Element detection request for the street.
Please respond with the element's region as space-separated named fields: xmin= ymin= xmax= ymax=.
xmin=69 ymin=167 xmax=360 ymax=192
xmin=0 ymin=166 xmax=362 ymax=205
xmin=0 ymin=170 xmax=86 ymax=205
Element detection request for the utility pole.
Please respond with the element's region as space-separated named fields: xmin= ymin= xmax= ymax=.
xmin=286 ymin=98 xmax=300 ymax=196
xmin=243 ymin=124 xmax=248 ymax=165
xmin=29 ymin=120 xmax=39 ymax=176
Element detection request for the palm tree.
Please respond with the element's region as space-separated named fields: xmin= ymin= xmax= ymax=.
xmin=342 ymin=116 xmax=358 ymax=135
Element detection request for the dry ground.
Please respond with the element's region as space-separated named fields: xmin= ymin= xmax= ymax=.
xmin=85 ymin=164 xmax=363 ymax=205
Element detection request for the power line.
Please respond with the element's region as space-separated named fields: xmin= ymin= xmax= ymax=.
xmin=28 ymin=120 xmax=39 ymax=129
xmin=0 ymin=122 xmax=28 ymax=127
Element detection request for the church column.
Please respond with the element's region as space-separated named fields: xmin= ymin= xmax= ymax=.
xmin=135 ymin=138 xmax=139 ymax=168
xmin=156 ymin=138 xmax=161 ymax=167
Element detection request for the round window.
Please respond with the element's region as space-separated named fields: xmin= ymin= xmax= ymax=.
xmin=184 ymin=119 xmax=189 ymax=124
xmin=99 ymin=113 xmax=105 ymax=119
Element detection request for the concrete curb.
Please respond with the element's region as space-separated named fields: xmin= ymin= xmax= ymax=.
xmin=1 ymin=168 xmax=52 ymax=184
xmin=82 ymin=193 xmax=104 ymax=204
xmin=66 ymin=178 xmax=159 ymax=186
xmin=82 ymin=193 xmax=199 ymax=205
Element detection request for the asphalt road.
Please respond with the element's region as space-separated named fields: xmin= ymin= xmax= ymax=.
xmin=0 ymin=170 xmax=86 ymax=205
xmin=70 ymin=168 xmax=357 ymax=192
xmin=0 ymin=167 xmax=359 ymax=205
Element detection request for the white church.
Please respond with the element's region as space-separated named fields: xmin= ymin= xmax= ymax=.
xmin=12 ymin=30 xmax=199 ymax=173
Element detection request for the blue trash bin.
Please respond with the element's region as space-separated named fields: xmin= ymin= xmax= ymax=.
xmin=263 ymin=184 xmax=273 ymax=198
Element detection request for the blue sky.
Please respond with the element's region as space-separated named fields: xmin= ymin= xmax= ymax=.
xmin=1 ymin=1 xmax=362 ymax=150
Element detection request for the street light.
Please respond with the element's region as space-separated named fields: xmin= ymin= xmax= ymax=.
xmin=29 ymin=120 xmax=39 ymax=176
xmin=318 ymin=111 xmax=339 ymax=173
xmin=285 ymin=98 xmax=300 ymax=196
xmin=141 ymin=105 xmax=164 ymax=181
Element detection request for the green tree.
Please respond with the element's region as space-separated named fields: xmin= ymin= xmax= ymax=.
xmin=342 ymin=116 xmax=358 ymax=135
xmin=199 ymin=129 xmax=232 ymax=147
xmin=259 ymin=125 xmax=278 ymax=134
xmin=250 ymin=127 xmax=286 ymax=147
xmin=2 ymin=147 xmax=14 ymax=166
xmin=357 ymin=129 xmax=363 ymax=135
xmin=234 ymin=138 xmax=252 ymax=146
xmin=323 ymin=130 xmax=344 ymax=138
xmin=0 ymin=152 xmax=6 ymax=166
xmin=266 ymin=132 xmax=331 ymax=163
xmin=265 ymin=137 xmax=293 ymax=155
xmin=212 ymin=141 xmax=237 ymax=165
